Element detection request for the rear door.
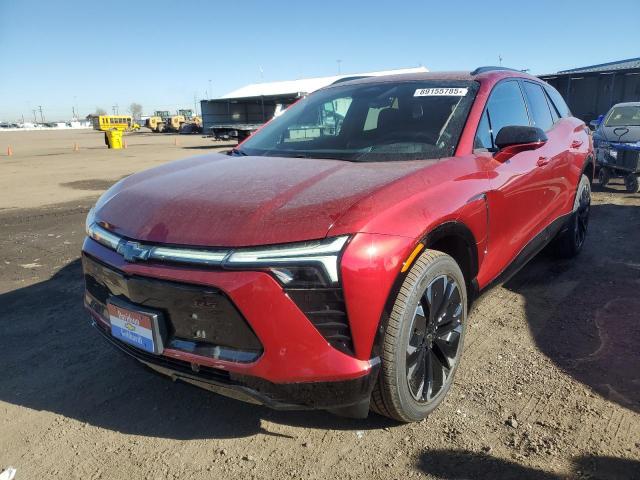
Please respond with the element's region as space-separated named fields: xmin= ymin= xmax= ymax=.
xmin=521 ymin=80 xmax=570 ymax=224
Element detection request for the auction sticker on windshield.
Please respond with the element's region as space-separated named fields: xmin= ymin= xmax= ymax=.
xmin=414 ymin=87 xmax=468 ymax=97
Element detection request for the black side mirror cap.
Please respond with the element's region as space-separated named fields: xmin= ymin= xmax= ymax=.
xmin=494 ymin=126 xmax=547 ymax=162
xmin=495 ymin=125 xmax=548 ymax=150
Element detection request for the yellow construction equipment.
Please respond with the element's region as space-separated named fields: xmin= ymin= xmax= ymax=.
xmin=146 ymin=111 xmax=171 ymax=133
xmin=165 ymin=113 xmax=187 ymax=132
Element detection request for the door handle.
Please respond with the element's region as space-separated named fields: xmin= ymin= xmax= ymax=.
xmin=537 ymin=156 xmax=550 ymax=167
xmin=571 ymin=140 xmax=583 ymax=149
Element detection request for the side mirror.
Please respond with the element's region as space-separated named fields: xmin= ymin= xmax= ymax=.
xmin=589 ymin=115 xmax=604 ymax=130
xmin=494 ymin=125 xmax=547 ymax=162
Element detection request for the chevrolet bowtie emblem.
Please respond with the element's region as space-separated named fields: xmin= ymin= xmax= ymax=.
xmin=117 ymin=241 xmax=151 ymax=262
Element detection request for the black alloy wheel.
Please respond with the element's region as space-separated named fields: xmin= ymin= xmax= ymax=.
xmin=406 ymin=275 xmax=463 ymax=402
xmin=371 ymin=250 xmax=468 ymax=422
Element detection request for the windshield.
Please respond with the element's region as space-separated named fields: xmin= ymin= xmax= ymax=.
xmin=237 ymin=80 xmax=478 ymax=161
xmin=605 ymin=105 xmax=640 ymax=127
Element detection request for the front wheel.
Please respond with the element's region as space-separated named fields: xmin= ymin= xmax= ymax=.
xmin=371 ymin=250 xmax=467 ymax=422
xmin=624 ymin=173 xmax=640 ymax=193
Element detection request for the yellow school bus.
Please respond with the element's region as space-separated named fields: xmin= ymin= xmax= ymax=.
xmin=92 ymin=115 xmax=140 ymax=132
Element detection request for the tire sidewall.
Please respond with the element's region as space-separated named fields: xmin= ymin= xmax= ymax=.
xmin=625 ymin=174 xmax=640 ymax=193
xmin=391 ymin=254 xmax=467 ymax=421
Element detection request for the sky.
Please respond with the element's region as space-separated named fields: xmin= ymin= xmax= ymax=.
xmin=1 ymin=0 xmax=639 ymax=121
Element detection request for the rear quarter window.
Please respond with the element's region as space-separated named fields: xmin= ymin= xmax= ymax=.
xmin=523 ymin=81 xmax=555 ymax=131
xmin=543 ymin=84 xmax=571 ymax=118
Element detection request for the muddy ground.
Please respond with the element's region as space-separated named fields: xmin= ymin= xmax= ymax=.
xmin=0 ymin=130 xmax=639 ymax=479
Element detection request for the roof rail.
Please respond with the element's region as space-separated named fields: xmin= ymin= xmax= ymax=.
xmin=330 ymin=75 xmax=370 ymax=85
xmin=470 ymin=66 xmax=521 ymax=76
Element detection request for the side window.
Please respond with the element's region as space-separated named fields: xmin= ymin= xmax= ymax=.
xmin=475 ymin=80 xmax=530 ymax=150
xmin=543 ymin=84 xmax=571 ymax=118
xmin=474 ymin=110 xmax=492 ymax=150
xmin=523 ymin=82 xmax=554 ymax=131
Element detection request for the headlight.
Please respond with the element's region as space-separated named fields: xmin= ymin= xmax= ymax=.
xmin=224 ymin=236 xmax=349 ymax=287
xmin=85 ymin=207 xmax=95 ymax=235
xmin=85 ymin=217 xmax=349 ymax=288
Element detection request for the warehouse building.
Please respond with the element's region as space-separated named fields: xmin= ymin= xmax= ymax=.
xmin=539 ymin=57 xmax=640 ymax=123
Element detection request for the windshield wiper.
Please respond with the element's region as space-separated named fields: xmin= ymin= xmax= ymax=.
xmin=228 ymin=147 xmax=247 ymax=156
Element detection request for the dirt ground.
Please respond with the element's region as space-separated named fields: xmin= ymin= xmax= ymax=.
xmin=0 ymin=130 xmax=638 ymax=480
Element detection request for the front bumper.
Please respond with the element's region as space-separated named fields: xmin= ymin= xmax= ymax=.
xmin=82 ymin=237 xmax=381 ymax=410
xmin=92 ymin=318 xmax=379 ymax=411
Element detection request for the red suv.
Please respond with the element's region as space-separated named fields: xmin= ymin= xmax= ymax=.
xmin=83 ymin=67 xmax=593 ymax=422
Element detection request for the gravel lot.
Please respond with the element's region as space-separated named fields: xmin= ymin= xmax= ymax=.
xmin=0 ymin=130 xmax=639 ymax=479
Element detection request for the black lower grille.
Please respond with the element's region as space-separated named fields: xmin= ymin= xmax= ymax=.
xmin=287 ymin=288 xmax=354 ymax=355
xmin=82 ymin=254 xmax=263 ymax=359
xmin=95 ymin=320 xmax=231 ymax=383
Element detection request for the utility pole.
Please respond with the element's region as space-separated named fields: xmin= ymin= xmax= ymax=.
xmin=112 ymin=104 xmax=119 ymax=115
xmin=37 ymin=105 xmax=44 ymax=123
xmin=32 ymin=109 xmax=37 ymax=123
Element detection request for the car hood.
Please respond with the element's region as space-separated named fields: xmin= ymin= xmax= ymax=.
xmin=598 ymin=125 xmax=640 ymax=144
xmin=94 ymin=153 xmax=431 ymax=247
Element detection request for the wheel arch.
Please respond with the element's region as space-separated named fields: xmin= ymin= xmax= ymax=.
xmin=420 ymin=221 xmax=479 ymax=289
xmin=370 ymin=220 xmax=479 ymax=358
xmin=582 ymin=153 xmax=595 ymax=184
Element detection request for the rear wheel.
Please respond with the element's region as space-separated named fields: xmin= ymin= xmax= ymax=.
xmin=551 ymin=174 xmax=591 ymax=258
xmin=624 ymin=173 xmax=640 ymax=193
xmin=371 ymin=250 xmax=467 ymax=422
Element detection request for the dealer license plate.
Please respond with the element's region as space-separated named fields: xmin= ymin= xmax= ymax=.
xmin=107 ymin=301 xmax=164 ymax=354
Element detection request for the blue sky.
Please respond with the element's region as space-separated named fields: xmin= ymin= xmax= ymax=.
xmin=1 ymin=0 xmax=639 ymax=121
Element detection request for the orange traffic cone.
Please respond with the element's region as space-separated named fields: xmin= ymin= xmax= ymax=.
xmin=7 ymin=145 xmax=13 ymax=156
xmin=73 ymin=143 xmax=79 ymax=152
xmin=174 ymin=137 xmax=179 ymax=146
xmin=123 ymin=139 xmax=128 ymax=149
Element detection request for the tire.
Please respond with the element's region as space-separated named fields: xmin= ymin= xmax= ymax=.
xmin=624 ymin=173 xmax=640 ymax=193
xmin=371 ymin=250 xmax=467 ymax=422
xmin=598 ymin=167 xmax=610 ymax=187
xmin=550 ymin=174 xmax=591 ymax=258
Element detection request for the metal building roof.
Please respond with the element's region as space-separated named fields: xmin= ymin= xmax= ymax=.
xmin=553 ymin=57 xmax=640 ymax=75
xmin=220 ymin=67 xmax=429 ymax=99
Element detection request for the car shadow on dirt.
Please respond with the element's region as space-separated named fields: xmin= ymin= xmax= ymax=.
xmin=503 ymin=201 xmax=640 ymax=414
xmin=0 ymin=260 xmax=392 ymax=440
xmin=416 ymin=449 xmax=640 ymax=479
